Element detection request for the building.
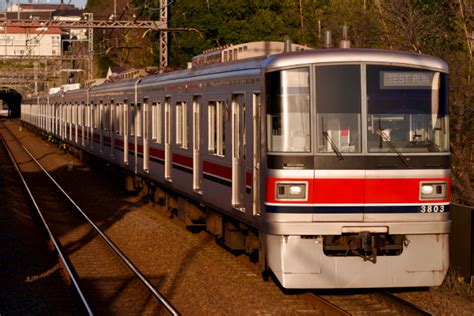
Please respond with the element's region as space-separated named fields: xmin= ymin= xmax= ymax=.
xmin=5 ymin=3 xmax=79 ymax=13
xmin=0 ymin=2 xmax=85 ymax=57
xmin=0 ymin=25 xmax=62 ymax=56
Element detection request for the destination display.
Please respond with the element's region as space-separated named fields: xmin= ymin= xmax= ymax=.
xmin=381 ymin=71 xmax=434 ymax=89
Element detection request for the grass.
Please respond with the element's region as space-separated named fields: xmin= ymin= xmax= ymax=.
xmin=441 ymin=267 xmax=473 ymax=300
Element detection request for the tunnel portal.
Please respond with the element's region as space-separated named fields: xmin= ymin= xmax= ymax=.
xmin=0 ymin=88 xmax=22 ymax=118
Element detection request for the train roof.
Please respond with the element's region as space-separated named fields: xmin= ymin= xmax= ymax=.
xmin=139 ymin=48 xmax=449 ymax=87
xmin=263 ymin=48 xmax=449 ymax=73
xmin=35 ymin=46 xmax=449 ymax=102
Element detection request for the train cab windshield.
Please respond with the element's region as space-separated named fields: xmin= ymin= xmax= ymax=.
xmin=266 ymin=68 xmax=311 ymax=152
xmin=266 ymin=64 xmax=449 ymax=154
xmin=367 ymin=65 xmax=449 ymax=153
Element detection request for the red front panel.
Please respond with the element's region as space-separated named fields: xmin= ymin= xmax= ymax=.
xmin=265 ymin=177 xmax=451 ymax=205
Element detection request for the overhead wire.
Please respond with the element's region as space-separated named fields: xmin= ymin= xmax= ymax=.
xmin=125 ymin=0 xmax=175 ymax=12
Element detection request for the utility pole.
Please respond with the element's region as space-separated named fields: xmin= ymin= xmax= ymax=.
xmin=160 ymin=0 xmax=168 ymax=72
xmin=83 ymin=12 xmax=94 ymax=80
xmin=34 ymin=61 xmax=38 ymax=95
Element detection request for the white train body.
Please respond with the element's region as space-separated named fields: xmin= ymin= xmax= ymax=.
xmin=22 ymin=42 xmax=451 ymax=288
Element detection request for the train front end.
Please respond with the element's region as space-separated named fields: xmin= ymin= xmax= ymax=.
xmin=262 ymin=49 xmax=450 ymax=288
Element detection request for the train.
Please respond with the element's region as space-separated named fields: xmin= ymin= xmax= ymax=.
xmin=21 ymin=41 xmax=451 ymax=289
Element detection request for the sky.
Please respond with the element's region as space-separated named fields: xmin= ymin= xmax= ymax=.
xmin=2 ymin=0 xmax=88 ymax=11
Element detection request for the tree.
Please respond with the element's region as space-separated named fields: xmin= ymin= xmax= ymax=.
xmin=448 ymin=0 xmax=474 ymax=205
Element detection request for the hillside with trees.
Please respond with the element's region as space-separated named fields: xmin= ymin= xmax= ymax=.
xmin=86 ymin=0 xmax=473 ymax=205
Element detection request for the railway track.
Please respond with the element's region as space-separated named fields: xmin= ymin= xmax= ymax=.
xmin=2 ymin=119 xmax=440 ymax=315
xmin=1 ymin=123 xmax=178 ymax=315
xmin=302 ymin=290 xmax=432 ymax=315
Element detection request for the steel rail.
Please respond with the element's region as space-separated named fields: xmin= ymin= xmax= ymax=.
xmin=0 ymin=135 xmax=93 ymax=316
xmin=299 ymin=293 xmax=350 ymax=315
xmin=20 ymin=143 xmax=179 ymax=316
xmin=378 ymin=291 xmax=432 ymax=315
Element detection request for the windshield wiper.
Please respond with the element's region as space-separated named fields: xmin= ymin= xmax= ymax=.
xmin=376 ymin=129 xmax=412 ymax=168
xmin=323 ymin=131 xmax=343 ymax=160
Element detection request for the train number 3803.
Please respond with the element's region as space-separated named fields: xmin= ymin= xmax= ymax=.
xmin=420 ymin=205 xmax=446 ymax=213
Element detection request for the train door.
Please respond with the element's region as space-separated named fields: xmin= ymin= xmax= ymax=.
xmin=232 ymin=94 xmax=246 ymax=210
xmin=252 ymin=93 xmax=261 ymax=216
xmin=91 ymin=103 xmax=96 ymax=151
xmin=80 ymin=102 xmax=85 ymax=147
xmin=110 ymin=102 xmax=115 ymax=159
xmin=99 ymin=101 xmax=104 ymax=155
xmin=132 ymin=103 xmax=142 ymax=174
xmin=123 ymin=101 xmax=129 ymax=166
xmin=60 ymin=103 xmax=64 ymax=137
xmin=61 ymin=103 xmax=65 ymax=140
xmin=74 ymin=103 xmax=78 ymax=144
xmin=143 ymin=99 xmax=150 ymax=172
xmin=193 ymin=96 xmax=203 ymax=194
xmin=164 ymin=97 xmax=172 ymax=181
xmin=67 ymin=103 xmax=71 ymax=140
xmin=129 ymin=103 xmax=142 ymax=173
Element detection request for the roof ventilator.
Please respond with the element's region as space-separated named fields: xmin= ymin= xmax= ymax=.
xmin=339 ymin=25 xmax=351 ymax=49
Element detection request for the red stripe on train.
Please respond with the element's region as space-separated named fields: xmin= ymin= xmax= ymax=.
xmin=76 ymin=132 xmax=252 ymax=186
xmin=266 ymin=177 xmax=451 ymax=204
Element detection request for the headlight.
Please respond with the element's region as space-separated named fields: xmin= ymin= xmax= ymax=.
xmin=289 ymin=185 xmax=303 ymax=195
xmin=420 ymin=182 xmax=447 ymax=200
xmin=276 ymin=183 xmax=307 ymax=200
xmin=421 ymin=185 xmax=434 ymax=195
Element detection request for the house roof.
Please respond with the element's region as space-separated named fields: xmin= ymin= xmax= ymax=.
xmin=5 ymin=11 xmax=52 ymax=20
xmin=0 ymin=25 xmax=63 ymax=35
xmin=17 ymin=3 xmax=77 ymax=11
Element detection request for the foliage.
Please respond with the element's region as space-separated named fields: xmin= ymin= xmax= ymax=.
xmin=96 ymin=55 xmax=115 ymax=78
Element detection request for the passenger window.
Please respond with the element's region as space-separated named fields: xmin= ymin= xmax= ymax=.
xmin=105 ymin=103 xmax=112 ymax=132
xmin=176 ymin=101 xmax=188 ymax=148
xmin=93 ymin=103 xmax=99 ymax=129
xmin=208 ymin=101 xmax=226 ymax=156
xmin=316 ymin=65 xmax=361 ymax=153
xmin=102 ymin=103 xmax=109 ymax=131
xmin=152 ymin=102 xmax=162 ymax=143
xmin=136 ymin=103 xmax=142 ymax=137
xmin=116 ymin=103 xmax=121 ymax=135
xmin=84 ymin=104 xmax=89 ymax=127
xmin=130 ymin=104 xmax=136 ymax=136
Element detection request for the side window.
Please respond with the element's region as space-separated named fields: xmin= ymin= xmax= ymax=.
xmin=176 ymin=101 xmax=188 ymax=148
xmin=80 ymin=102 xmax=85 ymax=127
xmin=152 ymin=102 xmax=162 ymax=143
xmin=316 ymin=65 xmax=361 ymax=153
xmin=110 ymin=102 xmax=115 ymax=133
xmin=130 ymin=104 xmax=136 ymax=136
xmin=102 ymin=103 xmax=109 ymax=131
xmin=135 ymin=103 xmax=142 ymax=137
xmin=208 ymin=101 xmax=225 ymax=156
xmin=99 ymin=102 xmax=104 ymax=131
xmin=116 ymin=103 xmax=122 ymax=135
xmin=105 ymin=103 xmax=112 ymax=132
xmin=93 ymin=103 xmax=99 ymax=129
xmin=85 ymin=104 xmax=89 ymax=127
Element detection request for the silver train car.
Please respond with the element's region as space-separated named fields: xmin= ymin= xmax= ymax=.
xmin=22 ymin=41 xmax=451 ymax=288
